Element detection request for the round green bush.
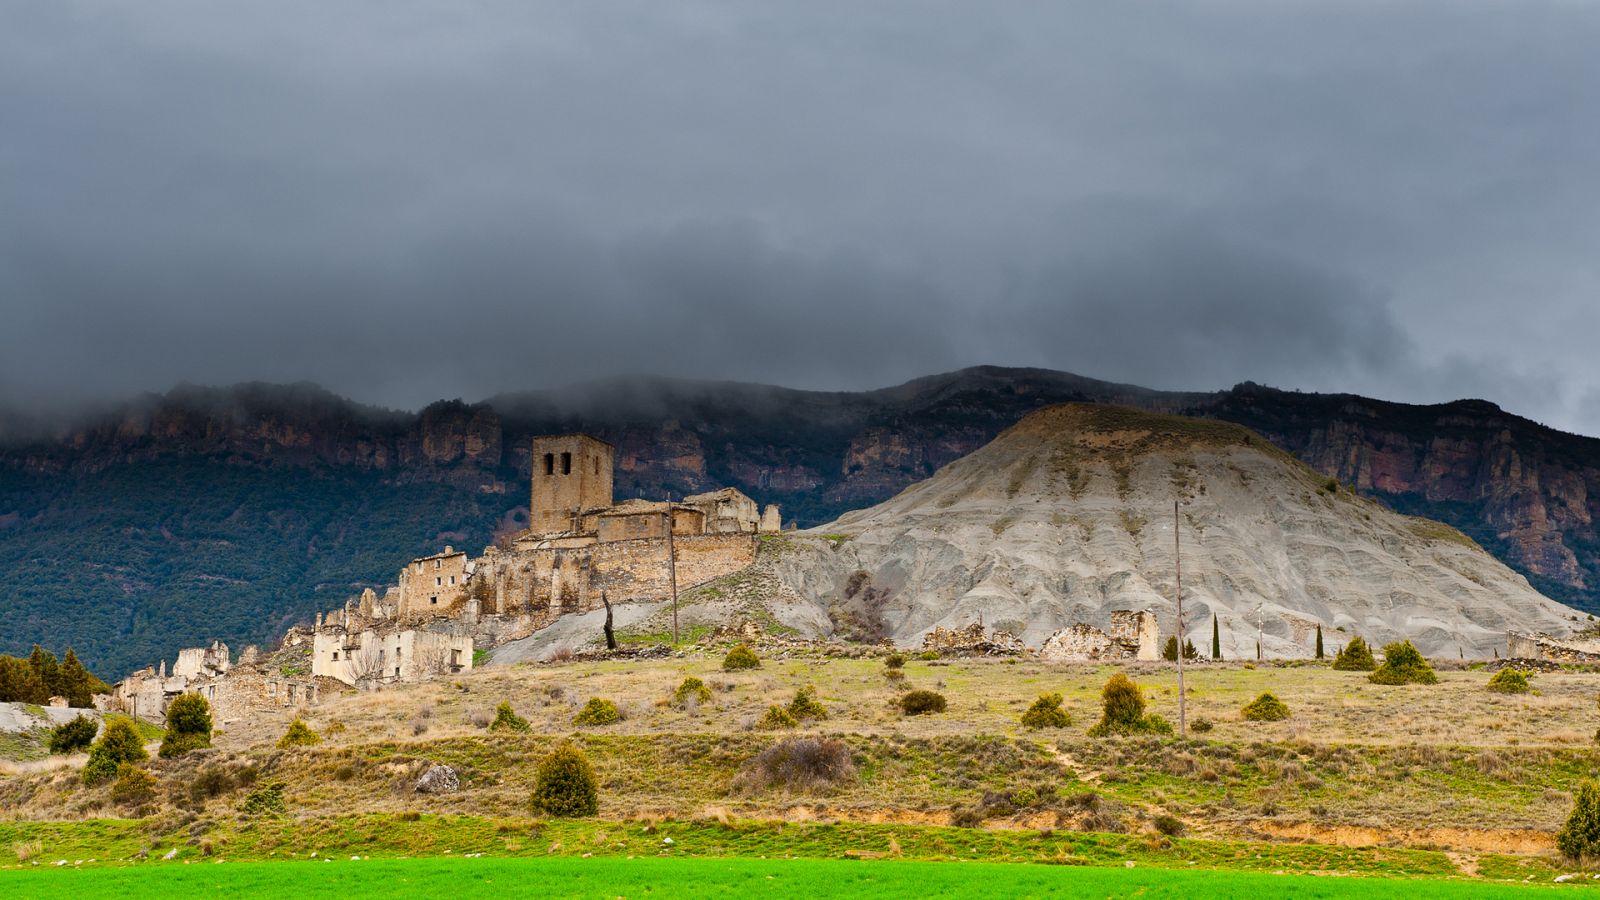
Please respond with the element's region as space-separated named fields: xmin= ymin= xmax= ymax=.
xmin=758 ymin=705 xmax=799 ymax=729
xmin=1487 ymin=668 xmax=1531 ymax=694
xmin=1331 ymin=636 xmax=1378 ymax=671
xmin=490 ymin=701 xmax=531 ymax=732
xmin=239 ymin=781 xmax=287 ymax=816
xmin=277 ymin=718 xmax=321 ymax=749
xmin=787 ymin=686 xmax=828 ymax=721
xmin=1020 ymin=692 xmax=1072 ymax=729
xmin=1368 ymin=641 xmax=1438 ymax=685
xmin=722 ymin=644 xmax=761 ymax=671
xmin=1241 ymin=692 xmax=1291 ymax=721
xmin=1087 ymin=673 xmax=1173 ymax=737
xmin=573 ymin=697 xmax=621 ymax=726
xmin=83 ymin=718 xmax=147 ymax=785
xmin=532 ymin=743 xmax=599 ymax=817
xmin=159 ymin=692 xmax=213 ymax=758
xmin=899 ymin=690 xmax=947 ymax=716
xmin=884 ymin=652 xmax=907 ymax=669
xmin=110 ymin=764 xmax=158 ymax=808
xmin=672 ymin=676 xmax=713 ymax=708
xmin=48 ymin=715 xmax=99 ymax=754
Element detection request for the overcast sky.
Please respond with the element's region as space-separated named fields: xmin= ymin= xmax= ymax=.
xmin=4 ymin=2 xmax=1600 ymax=432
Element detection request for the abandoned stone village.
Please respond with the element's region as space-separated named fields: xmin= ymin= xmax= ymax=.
xmin=100 ymin=431 xmax=1582 ymax=726
xmin=108 ymin=434 xmax=785 ymax=723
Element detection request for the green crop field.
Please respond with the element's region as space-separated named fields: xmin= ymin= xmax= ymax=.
xmin=0 ymin=856 xmax=1586 ymax=899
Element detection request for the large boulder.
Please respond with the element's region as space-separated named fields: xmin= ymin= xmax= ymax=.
xmin=415 ymin=763 xmax=460 ymax=794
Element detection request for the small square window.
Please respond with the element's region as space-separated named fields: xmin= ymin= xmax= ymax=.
xmin=436 ymin=576 xmax=442 ymax=586
xmin=431 ymin=596 xmax=438 ymax=605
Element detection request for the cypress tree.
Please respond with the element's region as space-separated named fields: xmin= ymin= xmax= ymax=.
xmin=1315 ymin=625 xmax=1325 ymax=660
xmin=1211 ymin=614 xmax=1221 ymax=660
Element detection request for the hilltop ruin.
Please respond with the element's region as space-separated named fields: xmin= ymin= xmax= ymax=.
xmin=106 ymin=433 xmax=782 ymax=721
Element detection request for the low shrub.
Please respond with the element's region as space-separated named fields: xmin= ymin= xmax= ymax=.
xmin=1153 ymin=814 xmax=1186 ymax=837
xmin=532 ymin=743 xmax=599 ymax=817
xmin=730 ymin=737 xmax=857 ymax=796
xmin=159 ymin=732 xmax=211 ymax=758
xmin=918 ymin=651 xmax=941 ymax=661
xmin=110 ymin=764 xmax=158 ymax=808
xmin=188 ymin=765 xmax=236 ymax=802
xmin=787 ymin=686 xmax=828 ymax=721
xmin=239 ymin=781 xmax=287 ymax=816
xmin=573 ymin=698 xmax=621 ymax=726
xmin=1331 ymin=636 xmax=1378 ymax=672
xmin=1190 ymin=717 xmax=1214 ymax=733
xmin=83 ymin=718 xmax=147 ymax=785
xmin=1019 ymin=692 xmax=1071 ymax=729
xmin=758 ymin=705 xmax=799 ymax=729
xmin=276 ymin=718 xmax=321 ymax=749
xmin=489 ymin=702 xmax=530 ymax=733
xmin=1369 ymin=641 xmax=1439 ymax=685
xmin=48 ymin=715 xmax=98 ymax=754
xmin=1241 ymin=692 xmax=1291 ymax=721
xmin=1087 ymin=673 xmax=1174 ymax=737
xmin=672 ymin=677 xmax=713 ymax=708
xmin=885 ymin=653 xmax=907 ymax=669
xmin=899 ymin=690 xmax=947 ymax=716
xmin=884 ymin=668 xmax=907 ymax=684
xmin=722 ymin=644 xmax=761 ymax=671
xmin=1487 ymin=668 xmax=1532 ymax=694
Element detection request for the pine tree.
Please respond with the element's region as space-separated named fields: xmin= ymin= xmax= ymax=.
xmin=1211 ymin=614 xmax=1221 ymax=660
xmin=0 ymin=656 xmax=47 ymax=704
xmin=28 ymin=646 xmax=62 ymax=700
xmin=1315 ymin=625 xmax=1325 ymax=660
xmin=59 ymin=650 xmax=95 ymax=708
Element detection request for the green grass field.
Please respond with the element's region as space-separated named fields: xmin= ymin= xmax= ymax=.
xmin=0 ymin=856 xmax=1586 ymax=899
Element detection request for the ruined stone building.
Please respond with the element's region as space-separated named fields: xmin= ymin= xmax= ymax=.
xmin=109 ymin=433 xmax=781 ymax=706
xmin=1038 ymin=610 xmax=1160 ymax=662
xmin=106 ymin=641 xmax=331 ymax=723
xmin=301 ymin=433 xmax=781 ymax=683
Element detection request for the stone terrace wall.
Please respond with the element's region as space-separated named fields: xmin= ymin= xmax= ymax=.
xmin=589 ymin=533 xmax=756 ymax=603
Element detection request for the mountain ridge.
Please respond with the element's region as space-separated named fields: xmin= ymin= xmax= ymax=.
xmin=5 ymin=366 xmax=1600 ymax=674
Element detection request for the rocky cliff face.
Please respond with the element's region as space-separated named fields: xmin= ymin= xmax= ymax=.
xmin=1195 ymin=385 xmax=1600 ymax=608
xmin=770 ymin=404 xmax=1582 ymax=658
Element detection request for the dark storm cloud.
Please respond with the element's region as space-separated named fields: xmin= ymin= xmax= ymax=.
xmin=3 ymin=2 xmax=1600 ymax=432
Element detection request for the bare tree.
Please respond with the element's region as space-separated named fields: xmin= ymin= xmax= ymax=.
xmin=411 ymin=641 xmax=454 ymax=679
xmin=342 ymin=638 xmax=386 ymax=687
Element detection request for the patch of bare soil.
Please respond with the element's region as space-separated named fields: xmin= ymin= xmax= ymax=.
xmin=1252 ymin=820 xmax=1551 ymax=855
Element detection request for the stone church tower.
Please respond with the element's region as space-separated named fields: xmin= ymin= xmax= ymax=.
xmin=529 ymin=434 xmax=615 ymax=535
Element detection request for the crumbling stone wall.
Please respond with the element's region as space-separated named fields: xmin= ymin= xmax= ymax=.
xmin=1507 ymin=631 xmax=1600 ymax=663
xmin=1040 ymin=610 xmax=1160 ymax=662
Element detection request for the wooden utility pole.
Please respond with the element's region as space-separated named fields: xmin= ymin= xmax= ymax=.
xmin=666 ymin=504 xmax=679 ymax=645
xmin=1174 ymin=500 xmax=1186 ymax=737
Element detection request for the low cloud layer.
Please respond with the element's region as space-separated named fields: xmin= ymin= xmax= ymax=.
xmin=3 ymin=2 xmax=1599 ymax=433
